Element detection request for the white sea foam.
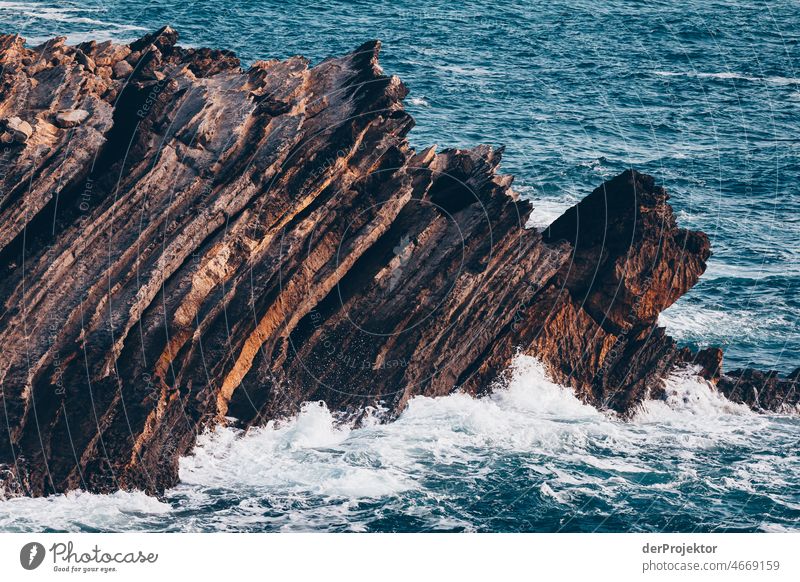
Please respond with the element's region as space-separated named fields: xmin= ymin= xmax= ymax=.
xmin=0 ymin=1 xmax=147 ymax=45
xmin=653 ymin=70 xmax=800 ymax=87
xmin=0 ymin=355 xmax=797 ymax=531
xmin=177 ymin=356 xmax=604 ymax=505
xmin=433 ymin=63 xmax=494 ymax=78
xmin=0 ymin=490 xmax=170 ymax=533
xmin=659 ymin=301 xmax=793 ymax=363
xmin=180 ymin=401 xmax=413 ymax=499
xmin=515 ymin=184 xmax=581 ymax=230
xmin=524 ymin=198 xmax=576 ymax=229
xmin=178 ymin=355 xmax=790 ymax=518
xmin=638 ymin=369 xmax=753 ymax=422
xmin=408 ymin=96 xmax=430 ymax=107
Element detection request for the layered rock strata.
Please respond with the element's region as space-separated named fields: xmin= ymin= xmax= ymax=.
xmin=0 ymin=28 xmax=795 ymax=496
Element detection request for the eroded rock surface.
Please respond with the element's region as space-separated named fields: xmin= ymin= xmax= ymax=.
xmin=0 ymin=28 xmax=794 ymax=497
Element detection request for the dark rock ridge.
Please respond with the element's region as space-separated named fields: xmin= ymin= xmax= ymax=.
xmin=0 ymin=28 xmax=795 ymax=497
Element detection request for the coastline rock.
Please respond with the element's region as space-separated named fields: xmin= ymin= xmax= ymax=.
xmin=718 ymin=368 xmax=799 ymax=412
xmin=75 ymin=49 xmax=96 ymax=73
xmin=2 ymin=116 xmax=32 ymax=143
xmin=112 ymin=59 xmax=134 ymax=78
xmin=0 ymin=28 xmax=793 ymax=497
xmin=54 ymin=109 xmax=90 ymax=128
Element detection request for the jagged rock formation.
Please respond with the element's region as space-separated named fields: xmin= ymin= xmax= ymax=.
xmin=0 ymin=28 xmax=795 ymax=497
xmin=717 ymin=368 xmax=799 ymax=411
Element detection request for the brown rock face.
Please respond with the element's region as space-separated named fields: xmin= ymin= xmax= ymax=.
xmin=527 ymin=171 xmax=716 ymax=410
xmin=0 ymin=28 xmax=793 ymax=497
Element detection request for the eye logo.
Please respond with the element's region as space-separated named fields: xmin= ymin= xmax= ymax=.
xmin=20 ymin=542 xmax=46 ymax=570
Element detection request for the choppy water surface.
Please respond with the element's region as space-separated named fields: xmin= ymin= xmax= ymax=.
xmin=0 ymin=357 xmax=798 ymax=532
xmin=0 ymin=0 xmax=798 ymax=532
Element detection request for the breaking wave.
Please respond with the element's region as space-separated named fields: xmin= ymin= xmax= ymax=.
xmin=1 ymin=356 xmax=797 ymax=532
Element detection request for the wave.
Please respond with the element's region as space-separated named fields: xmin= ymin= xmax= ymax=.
xmin=0 ymin=490 xmax=170 ymax=533
xmin=180 ymin=403 xmax=413 ymax=499
xmin=524 ymin=197 xmax=575 ymax=229
xmin=653 ymin=70 xmax=800 ymax=87
xmin=659 ymin=304 xmax=791 ymax=345
xmin=515 ymin=184 xmax=582 ymax=230
xmin=1 ymin=355 xmax=797 ymax=532
xmin=658 ymin=299 xmax=798 ymax=373
xmin=177 ymin=357 xmax=606 ymax=503
xmin=0 ymin=1 xmax=147 ymax=45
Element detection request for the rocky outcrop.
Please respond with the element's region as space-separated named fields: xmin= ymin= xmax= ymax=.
xmin=0 ymin=28 xmax=793 ymax=497
xmin=717 ymin=368 xmax=799 ymax=412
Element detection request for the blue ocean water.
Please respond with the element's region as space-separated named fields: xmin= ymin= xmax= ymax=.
xmin=0 ymin=0 xmax=798 ymax=532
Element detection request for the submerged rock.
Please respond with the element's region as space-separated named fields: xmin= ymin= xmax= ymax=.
xmin=0 ymin=28 xmax=793 ymax=497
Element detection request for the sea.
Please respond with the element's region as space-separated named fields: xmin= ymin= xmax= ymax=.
xmin=0 ymin=0 xmax=797 ymax=532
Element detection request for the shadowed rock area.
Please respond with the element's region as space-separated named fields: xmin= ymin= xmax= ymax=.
xmin=0 ymin=28 xmax=796 ymax=497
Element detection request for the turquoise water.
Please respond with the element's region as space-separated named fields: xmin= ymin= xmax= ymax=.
xmin=0 ymin=0 xmax=798 ymax=532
